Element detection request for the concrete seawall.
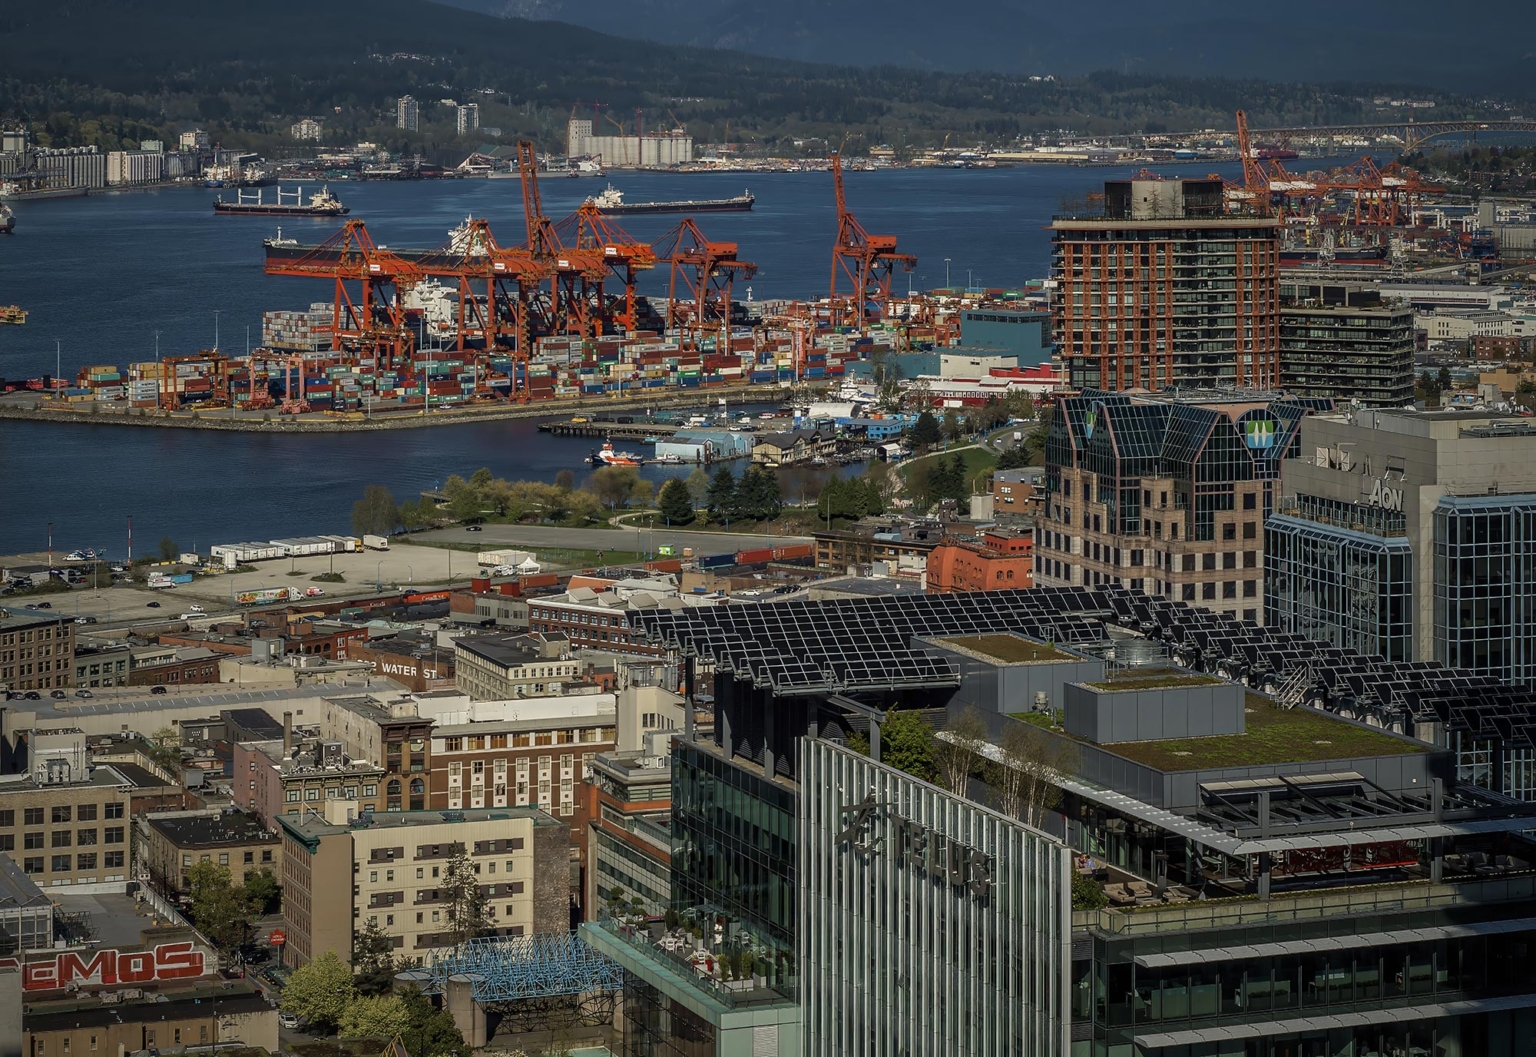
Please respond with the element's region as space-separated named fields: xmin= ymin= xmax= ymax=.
xmin=0 ymin=383 xmax=791 ymax=433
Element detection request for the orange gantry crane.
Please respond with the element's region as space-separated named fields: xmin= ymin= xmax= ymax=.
xmin=654 ymin=218 xmax=757 ymax=351
xmin=516 ymin=139 xmax=610 ymax=341
xmin=553 ymin=200 xmax=657 ymax=337
xmin=829 ymin=153 xmax=915 ymax=327
xmin=264 ymin=219 xmax=422 ymax=373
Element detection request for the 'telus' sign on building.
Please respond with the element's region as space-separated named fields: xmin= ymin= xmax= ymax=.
xmin=0 ymin=940 xmax=207 ymax=992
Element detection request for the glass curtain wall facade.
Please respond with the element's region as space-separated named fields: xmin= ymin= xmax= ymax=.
xmin=671 ymin=740 xmax=798 ymax=997
xmin=800 ymin=739 xmax=1071 ymax=1057
xmin=1433 ymin=495 xmax=1536 ymax=688
xmin=1266 ymin=509 xmax=1414 ymax=661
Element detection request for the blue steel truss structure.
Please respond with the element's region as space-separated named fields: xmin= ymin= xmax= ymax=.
xmin=416 ymin=932 xmax=622 ymax=1002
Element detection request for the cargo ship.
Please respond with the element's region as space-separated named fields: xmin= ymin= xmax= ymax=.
xmin=0 ymin=202 xmax=13 ymax=234
xmin=585 ymin=186 xmax=753 ymax=215
xmin=214 ymin=185 xmax=349 ymax=217
xmin=1280 ymin=245 xmax=1387 ymax=267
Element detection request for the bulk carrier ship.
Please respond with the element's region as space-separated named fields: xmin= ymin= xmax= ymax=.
xmin=584 ymin=185 xmax=753 ymax=216
xmin=214 ymin=185 xmax=349 ymax=217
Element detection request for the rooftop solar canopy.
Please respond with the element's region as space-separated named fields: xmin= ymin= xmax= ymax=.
xmin=636 ymin=586 xmax=1536 ymax=752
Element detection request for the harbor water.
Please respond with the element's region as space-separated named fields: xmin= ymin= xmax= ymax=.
xmin=0 ymin=161 xmax=1246 ymax=555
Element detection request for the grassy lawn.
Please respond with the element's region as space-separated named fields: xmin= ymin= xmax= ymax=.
xmin=901 ymin=445 xmax=1000 ymax=495
xmin=940 ymin=634 xmax=1080 ymax=664
xmin=538 ymin=548 xmax=648 ymax=569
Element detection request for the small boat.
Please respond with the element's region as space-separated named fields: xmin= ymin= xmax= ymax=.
xmin=591 ymin=441 xmax=643 ymax=467
xmin=654 ymin=453 xmax=686 ymax=465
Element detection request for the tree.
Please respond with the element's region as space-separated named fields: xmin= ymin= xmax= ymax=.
xmin=910 ymin=410 xmax=942 ymax=452
xmin=990 ymin=721 xmax=1078 ymax=829
xmin=397 ymin=498 xmax=428 ymax=531
xmin=1072 ymin=869 xmax=1109 ymax=911
xmin=351 ymin=918 xmax=399 ymax=996
xmin=144 ymin=727 xmax=182 ymax=775
xmin=441 ymin=850 xmax=491 ymax=946
xmin=685 ymin=467 xmax=712 ymax=510
xmin=879 ymin=709 xmax=937 ymax=783
xmin=352 ymin=485 xmax=401 ymax=536
xmin=554 ymin=468 xmax=576 ymax=492
xmin=282 ymin=950 xmax=356 ymax=1030
xmin=339 ymin=994 xmax=411 ymax=1039
xmin=996 ymin=446 xmax=1030 ymax=471
xmin=244 ymin=868 xmax=280 ymax=914
xmin=933 ymin=706 xmax=989 ymax=796
xmin=157 ymin=536 xmax=181 ymax=561
xmin=658 ymin=478 xmax=695 ymax=524
xmin=1437 ymin=365 xmax=1454 ymax=393
xmin=737 ymin=465 xmax=782 ymax=521
xmin=706 ymin=465 xmax=737 ymax=521
xmin=186 ymin=862 xmax=257 ymax=954
xmin=398 ymin=986 xmax=471 ymax=1057
xmin=587 ymin=465 xmax=641 ymax=511
xmin=629 ymin=476 xmax=655 ymax=509
xmin=442 ymin=474 xmax=486 ymax=523
xmin=941 ymin=407 xmax=962 ymax=441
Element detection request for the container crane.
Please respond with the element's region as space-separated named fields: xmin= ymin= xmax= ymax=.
xmin=517 ymin=140 xmax=607 ymax=340
xmin=264 ymin=219 xmax=423 ymax=374
xmin=553 ymin=203 xmax=656 ymax=336
xmin=654 ymin=218 xmax=757 ymax=351
xmin=829 ymin=152 xmax=916 ymax=327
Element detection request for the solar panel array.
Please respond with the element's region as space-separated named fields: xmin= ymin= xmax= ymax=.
xmin=1092 ymin=586 xmax=1536 ymax=749
xmin=636 ymin=585 xmax=1536 ymax=750
xmin=634 ymin=588 xmax=1106 ymax=695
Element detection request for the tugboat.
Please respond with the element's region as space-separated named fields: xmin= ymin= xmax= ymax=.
xmin=214 ymin=185 xmax=349 ymax=217
xmin=590 ymin=441 xmax=644 ymax=467
xmin=585 ymin=185 xmax=754 ymax=215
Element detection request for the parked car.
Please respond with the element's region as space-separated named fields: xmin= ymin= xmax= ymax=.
xmin=33 ymin=601 xmax=51 ymax=609
xmin=74 ymin=689 xmax=93 ymax=699
xmin=75 ymin=616 xmax=98 ymax=625
xmin=145 ymin=601 xmax=161 ymax=608
xmin=465 ymin=525 xmax=483 ymax=532
xmin=23 ymin=691 xmax=41 ymax=701
xmin=186 ymin=603 xmax=205 ymax=614
xmin=277 ymin=1012 xmax=301 ymax=1030
xmin=49 ymin=689 xmax=66 ymax=700
xmin=150 ymin=685 xmax=167 ymax=695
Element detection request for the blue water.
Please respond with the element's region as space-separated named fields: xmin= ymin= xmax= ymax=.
xmin=0 ymin=160 xmax=1246 ymax=555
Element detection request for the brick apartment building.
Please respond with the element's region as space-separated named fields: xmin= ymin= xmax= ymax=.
xmin=926 ymin=529 xmax=1035 ymax=592
xmin=0 ymin=607 xmax=76 ymax=692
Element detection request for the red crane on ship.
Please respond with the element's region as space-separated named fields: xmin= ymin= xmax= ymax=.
xmin=829 ymin=153 xmax=915 ymax=327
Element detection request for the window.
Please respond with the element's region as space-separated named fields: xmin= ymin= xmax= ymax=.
xmin=77 ymin=853 xmax=97 ymax=871
xmin=262 ymin=849 xmax=272 ymax=862
xmin=104 ymin=827 xmax=123 ymax=844
xmin=0 ymin=810 xmax=11 ymax=827
xmin=1244 ymin=521 xmax=1257 ymax=539
xmin=23 ymin=856 xmax=43 ymax=874
xmin=219 ymin=853 xmax=229 ymax=866
xmin=511 ymin=881 xmax=525 ymax=894
xmin=77 ymin=829 xmax=97 ymax=845
xmin=286 ymin=790 xmax=301 ymax=803
xmin=77 ymin=804 xmax=97 ymax=822
xmin=0 ymin=835 xmax=12 ymax=852
xmin=444 ymin=737 xmax=463 ymax=752
xmin=1243 ymin=492 xmax=1257 ymax=510
xmin=23 ymin=808 xmax=42 ymax=826
xmin=1202 ymin=553 xmax=1217 ymax=571
xmin=104 ymin=851 xmax=124 ymax=868
xmin=51 ymin=831 xmax=71 ymax=848
xmin=51 ymin=806 xmax=71 ymax=824
xmin=1202 ymin=583 xmax=1216 ymax=600
xmin=105 ymin=802 xmax=124 ymax=819
xmin=1222 ymin=581 xmax=1237 ymax=599
xmin=244 ymin=851 xmax=254 ymax=864
xmin=52 ymin=854 xmax=72 ymax=872
xmin=1243 ymin=580 xmax=1258 ymax=598
xmin=24 ymin=832 xmax=43 ymax=850
xmin=306 ymin=788 xmax=320 ymax=801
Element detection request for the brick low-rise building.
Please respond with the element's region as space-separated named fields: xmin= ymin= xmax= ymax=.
xmin=0 ymin=731 xmax=130 ymax=889
xmin=1 ymin=607 xmax=76 ymax=692
xmin=926 ymin=529 xmax=1035 ymax=592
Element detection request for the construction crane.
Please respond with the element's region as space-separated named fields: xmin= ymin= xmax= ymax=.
xmin=264 ymin=219 xmax=423 ymax=374
xmin=829 ymin=152 xmax=916 ymax=327
xmin=654 ymin=218 xmax=757 ymax=351
xmin=516 ymin=140 xmax=607 ymax=340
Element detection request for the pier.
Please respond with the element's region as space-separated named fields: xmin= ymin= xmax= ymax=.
xmin=538 ymin=420 xmax=686 ymax=441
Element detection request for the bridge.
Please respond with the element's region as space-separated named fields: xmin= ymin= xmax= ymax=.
xmin=1250 ymin=120 xmax=1536 ymax=153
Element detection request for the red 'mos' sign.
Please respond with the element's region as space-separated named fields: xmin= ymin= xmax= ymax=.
xmin=0 ymin=941 xmax=206 ymax=992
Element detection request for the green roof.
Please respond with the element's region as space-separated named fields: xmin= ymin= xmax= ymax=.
xmin=1011 ymin=692 xmax=1426 ymax=771
xmin=935 ymin=634 xmax=1078 ymax=665
xmin=1081 ymin=671 xmax=1224 ymax=692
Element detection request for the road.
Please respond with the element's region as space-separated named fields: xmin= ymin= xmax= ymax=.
xmin=413 ymin=522 xmax=811 ymax=559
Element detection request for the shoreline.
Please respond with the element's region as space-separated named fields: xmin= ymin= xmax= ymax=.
xmin=0 ymin=383 xmax=794 ymax=433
